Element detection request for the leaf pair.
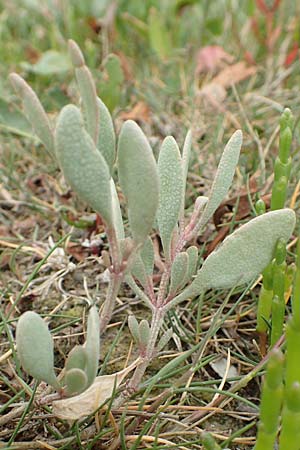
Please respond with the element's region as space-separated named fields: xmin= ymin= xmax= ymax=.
xmin=63 ymin=305 xmax=100 ymax=395
xmin=169 ymin=246 xmax=198 ymax=296
xmin=16 ymin=306 xmax=100 ymax=396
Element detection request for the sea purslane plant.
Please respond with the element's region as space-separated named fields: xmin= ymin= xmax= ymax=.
xmin=11 ymin=40 xmax=296 ymax=420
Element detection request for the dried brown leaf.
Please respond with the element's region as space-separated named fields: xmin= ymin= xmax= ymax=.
xmin=211 ymin=61 xmax=257 ymax=88
xmin=52 ymin=360 xmax=139 ymax=421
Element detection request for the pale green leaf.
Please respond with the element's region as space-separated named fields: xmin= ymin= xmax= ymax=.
xmin=141 ymin=236 xmax=154 ymax=276
xmin=138 ymin=320 xmax=150 ymax=347
xmin=186 ymin=246 xmax=198 ymax=280
xmin=168 ymin=209 xmax=296 ymax=310
xmin=157 ymin=136 xmax=184 ymax=259
xmin=84 ymin=306 xmax=100 ymax=386
xmin=68 ymin=40 xmax=99 ymax=144
xmin=9 ymin=73 xmax=54 ymax=155
xmin=65 ymin=368 xmax=88 ymax=396
xmin=182 ymin=130 xmax=192 ymax=185
xmin=128 ymin=315 xmax=140 ymax=343
xmin=196 ymin=130 xmax=242 ymax=233
xmin=97 ymin=97 xmax=116 ymax=173
xmin=169 ymin=252 xmax=189 ymax=295
xmin=55 ymin=105 xmax=112 ymax=227
xmin=181 ymin=129 xmax=192 ymax=215
xmin=68 ymin=39 xmax=85 ymax=67
xmin=131 ymin=253 xmax=147 ymax=287
xmin=117 ymin=120 xmax=159 ymax=243
xmin=110 ymin=178 xmax=125 ymax=241
xmin=65 ymin=346 xmax=88 ymax=372
xmin=131 ymin=237 xmax=154 ymax=286
xmin=191 ymin=209 xmax=296 ymax=293
xmin=16 ymin=311 xmax=60 ymax=389
xmin=98 ymin=54 xmax=124 ymax=112
xmin=21 ymin=50 xmax=71 ymax=76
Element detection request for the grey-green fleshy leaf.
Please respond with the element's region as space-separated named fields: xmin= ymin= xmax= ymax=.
xmin=157 ymin=136 xmax=184 ymax=259
xmin=131 ymin=237 xmax=154 ymax=286
xmin=169 ymin=252 xmax=189 ymax=295
xmin=117 ymin=120 xmax=159 ymax=243
xmin=55 ymin=105 xmax=112 ymax=227
xmin=138 ymin=320 xmax=150 ymax=348
xmin=181 ymin=129 xmax=192 ymax=215
xmin=141 ymin=237 xmax=154 ymax=276
xmin=9 ymin=73 xmax=54 ymax=155
xmin=68 ymin=40 xmax=99 ymax=144
xmin=186 ymin=246 xmax=198 ymax=281
xmin=110 ymin=178 xmax=124 ymax=241
xmin=84 ymin=305 xmax=100 ymax=387
xmin=128 ymin=315 xmax=140 ymax=343
xmin=190 ymin=209 xmax=296 ymax=294
xmin=131 ymin=252 xmax=148 ymax=287
xmin=97 ymin=97 xmax=116 ymax=173
xmin=65 ymin=368 xmax=88 ymax=396
xmin=65 ymin=346 xmax=88 ymax=372
xmin=196 ymin=130 xmax=242 ymax=233
xmin=16 ymin=311 xmax=60 ymax=390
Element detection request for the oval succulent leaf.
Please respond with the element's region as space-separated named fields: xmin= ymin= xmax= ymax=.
xmin=131 ymin=237 xmax=154 ymax=286
xmin=141 ymin=236 xmax=154 ymax=276
xmin=84 ymin=305 xmax=100 ymax=387
xmin=196 ymin=130 xmax=243 ymax=232
xmin=68 ymin=39 xmax=85 ymax=67
xmin=16 ymin=311 xmax=60 ymax=390
xmin=169 ymin=252 xmax=189 ymax=295
xmin=157 ymin=136 xmax=184 ymax=259
xmin=110 ymin=178 xmax=125 ymax=241
xmin=68 ymin=40 xmax=99 ymax=144
xmin=65 ymin=368 xmax=88 ymax=396
xmin=117 ymin=120 xmax=159 ymax=243
xmin=9 ymin=73 xmax=54 ymax=155
xmin=131 ymin=252 xmax=148 ymax=287
xmin=97 ymin=97 xmax=116 ymax=173
xmin=55 ymin=105 xmax=113 ymax=227
xmin=181 ymin=129 xmax=192 ymax=214
xmin=65 ymin=345 xmax=88 ymax=372
xmin=128 ymin=315 xmax=140 ymax=343
xmin=138 ymin=320 xmax=150 ymax=348
xmin=190 ymin=209 xmax=296 ymax=293
xmin=186 ymin=246 xmax=198 ymax=281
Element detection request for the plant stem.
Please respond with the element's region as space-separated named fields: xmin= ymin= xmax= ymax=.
xmin=114 ymin=307 xmax=164 ymax=407
xmin=99 ymin=273 xmax=122 ymax=334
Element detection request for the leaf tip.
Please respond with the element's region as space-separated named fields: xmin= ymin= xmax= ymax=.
xmin=68 ymin=39 xmax=85 ymax=68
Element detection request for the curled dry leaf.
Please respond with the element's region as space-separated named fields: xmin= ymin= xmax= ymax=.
xmin=211 ymin=61 xmax=257 ymax=89
xmin=52 ymin=359 xmax=139 ymax=421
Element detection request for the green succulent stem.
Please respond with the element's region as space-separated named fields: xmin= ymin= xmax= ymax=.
xmin=292 ymin=235 xmax=300 ymax=327
xmin=270 ymin=108 xmax=293 ymax=211
xmin=257 ymin=108 xmax=293 ymax=349
xmin=270 ymin=266 xmax=286 ymax=347
xmin=279 ymin=383 xmax=300 ymax=450
xmin=251 ymin=349 xmax=284 ymax=450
